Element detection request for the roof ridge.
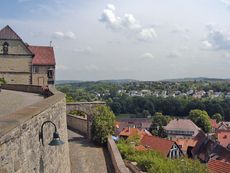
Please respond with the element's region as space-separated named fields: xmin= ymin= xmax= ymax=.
xmin=0 ymin=25 xmax=22 ymax=40
xmin=29 ymin=45 xmax=53 ymax=48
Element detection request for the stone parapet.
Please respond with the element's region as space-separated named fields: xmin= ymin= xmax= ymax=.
xmin=0 ymin=85 xmax=71 ymax=173
xmin=107 ymin=136 xmax=130 ymax=173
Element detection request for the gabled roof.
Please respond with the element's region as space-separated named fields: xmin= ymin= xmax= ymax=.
xmin=28 ymin=45 xmax=56 ymax=65
xmin=119 ymin=127 xmax=152 ymax=139
xmin=164 ymin=119 xmax=200 ymax=135
xmin=208 ymin=160 xmax=230 ymax=173
xmin=174 ymin=138 xmax=198 ymax=152
xmin=141 ymin=135 xmax=176 ymax=157
xmin=0 ymin=25 xmax=22 ymax=40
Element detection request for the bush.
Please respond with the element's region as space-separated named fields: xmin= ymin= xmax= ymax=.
xmin=91 ymin=105 xmax=115 ymax=145
xmin=117 ymin=140 xmax=208 ymax=173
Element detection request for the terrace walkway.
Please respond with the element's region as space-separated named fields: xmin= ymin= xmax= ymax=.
xmin=0 ymin=89 xmax=44 ymax=117
xmin=68 ymin=129 xmax=114 ymax=173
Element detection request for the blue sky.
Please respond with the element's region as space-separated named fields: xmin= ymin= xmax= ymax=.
xmin=1 ymin=0 xmax=230 ymax=80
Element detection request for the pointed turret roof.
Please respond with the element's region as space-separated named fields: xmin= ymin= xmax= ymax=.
xmin=0 ymin=25 xmax=22 ymax=40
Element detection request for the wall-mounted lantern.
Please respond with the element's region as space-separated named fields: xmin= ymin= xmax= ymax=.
xmin=39 ymin=120 xmax=64 ymax=146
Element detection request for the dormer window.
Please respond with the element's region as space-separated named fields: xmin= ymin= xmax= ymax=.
xmin=2 ymin=42 xmax=9 ymax=55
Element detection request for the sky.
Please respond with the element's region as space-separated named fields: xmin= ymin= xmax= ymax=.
xmin=1 ymin=0 xmax=230 ymax=81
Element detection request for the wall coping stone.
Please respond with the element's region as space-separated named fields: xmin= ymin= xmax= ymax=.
xmin=0 ymin=84 xmax=65 ymax=144
xmin=107 ymin=136 xmax=130 ymax=173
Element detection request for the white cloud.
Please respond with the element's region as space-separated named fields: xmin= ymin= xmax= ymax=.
xmin=204 ymin=24 xmax=230 ymax=50
xmin=107 ymin=4 xmax=116 ymax=11
xmin=122 ymin=14 xmax=141 ymax=30
xmin=138 ymin=28 xmax=157 ymax=41
xmin=140 ymin=53 xmax=155 ymax=59
xmin=99 ymin=5 xmax=122 ymax=30
xmin=53 ymin=31 xmax=76 ymax=39
xmin=99 ymin=4 xmax=157 ymax=41
xmin=202 ymin=40 xmax=213 ymax=49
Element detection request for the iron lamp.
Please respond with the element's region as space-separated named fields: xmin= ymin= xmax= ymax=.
xmin=39 ymin=120 xmax=64 ymax=146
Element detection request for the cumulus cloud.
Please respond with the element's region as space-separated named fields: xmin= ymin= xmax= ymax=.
xmin=138 ymin=28 xmax=157 ymax=41
xmin=140 ymin=53 xmax=155 ymax=59
xmin=203 ymin=24 xmax=230 ymax=50
xmin=202 ymin=40 xmax=213 ymax=49
xmin=53 ymin=31 xmax=76 ymax=39
xmin=99 ymin=4 xmax=157 ymax=41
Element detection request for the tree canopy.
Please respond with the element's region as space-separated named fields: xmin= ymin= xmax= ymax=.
xmin=189 ymin=109 xmax=211 ymax=133
xmin=149 ymin=112 xmax=170 ymax=138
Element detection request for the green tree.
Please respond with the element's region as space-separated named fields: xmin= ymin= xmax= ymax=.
xmin=91 ymin=105 xmax=115 ymax=145
xmin=212 ymin=113 xmax=222 ymax=123
xmin=149 ymin=112 xmax=168 ymax=137
xmin=66 ymin=95 xmax=74 ymax=102
xmin=142 ymin=110 xmax=151 ymax=118
xmin=189 ymin=109 xmax=211 ymax=133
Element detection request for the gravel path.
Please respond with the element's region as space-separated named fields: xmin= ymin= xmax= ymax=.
xmin=68 ymin=129 xmax=114 ymax=173
xmin=0 ymin=89 xmax=44 ymax=117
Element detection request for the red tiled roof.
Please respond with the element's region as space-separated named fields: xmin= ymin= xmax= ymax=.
xmin=29 ymin=46 xmax=56 ymax=65
xmin=210 ymin=118 xmax=219 ymax=129
xmin=119 ymin=127 xmax=152 ymax=139
xmin=141 ymin=135 xmax=175 ymax=157
xmin=174 ymin=138 xmax=197 ymax=151
xmin=0 ymin=25 xmax=22 ymax=40
xmin=216 ymin=130 xmax=230 ymax=148
xmin=208 ymin=160 xmax=230 ymax=173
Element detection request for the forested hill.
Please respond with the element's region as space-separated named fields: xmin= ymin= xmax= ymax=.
xmin=56 ymin=78 xmax=230 ymax=121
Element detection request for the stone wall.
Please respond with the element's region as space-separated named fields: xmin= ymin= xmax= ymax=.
xmin=107 ymin=136 xmax=130 ymax=173
xmin=0 ymin=39 xmax=33 ymax=85
xmin=67 ymin=114 xmax=87 ymax=135
xmin=0 ymin=86 xmax=70 ymax=173
xmin=66 ymin=102 xmax=106 ymax=139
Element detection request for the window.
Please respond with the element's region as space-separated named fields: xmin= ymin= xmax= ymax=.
xmin=33 ymin=66 xmax=39 ymax=73
xmin=47 ymin=68 xmax=54 ymax=78
xmin=2 ymin=42 xmax=9 ymax=54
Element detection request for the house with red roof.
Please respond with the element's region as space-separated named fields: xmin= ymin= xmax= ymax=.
xmin=140 ymin=135 xmax=183 ymax=158
xmin=119 ymin=127 xmax=152 ymax=139
xmin=0 ymin=25 xmax=55 ymax=85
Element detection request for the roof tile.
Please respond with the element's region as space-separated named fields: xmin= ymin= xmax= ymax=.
xmin=29 ymin=45 xmax=56 ymax=65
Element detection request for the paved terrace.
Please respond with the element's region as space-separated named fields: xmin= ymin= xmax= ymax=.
xmin=68 ymin=129 xmax=115 ymax=173
xmin=0 ymin=89 xmax=44 ymax=117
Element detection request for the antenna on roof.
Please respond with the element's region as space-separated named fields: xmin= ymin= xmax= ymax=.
xmin=49 ymin=41 xmax=52 ymax=47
